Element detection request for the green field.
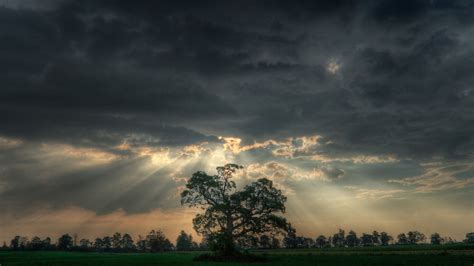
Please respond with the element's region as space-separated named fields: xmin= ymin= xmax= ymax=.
xmin=1 ymin=245 xmax=473 ymax=266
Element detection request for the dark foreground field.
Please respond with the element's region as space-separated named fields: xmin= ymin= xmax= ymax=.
xmin=1 ymin=245 xmax=473 ymax=266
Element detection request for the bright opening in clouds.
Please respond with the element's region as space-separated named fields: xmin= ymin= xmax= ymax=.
xmin=326 ymin=59 xmax=341 ymax=74
xmin=1 ymin=0 xmax=473 ymax=243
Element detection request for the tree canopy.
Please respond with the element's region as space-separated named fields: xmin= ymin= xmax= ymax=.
xmin=181 ymin=164 xmax=290 ymax=254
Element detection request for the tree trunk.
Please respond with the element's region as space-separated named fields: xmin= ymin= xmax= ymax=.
xmin=222 ymin=213 xmax=235 ymax=256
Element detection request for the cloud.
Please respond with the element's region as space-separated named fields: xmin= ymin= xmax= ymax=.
xmin=388 ymin=162 xmax=474 ymax=193
xmin=220 ymin=135 xmax=320 ymax=156
xmin=344 ymin=186 xmax=405 ymax=200
xmin=246 ymin=161 xmax=345 ymax=183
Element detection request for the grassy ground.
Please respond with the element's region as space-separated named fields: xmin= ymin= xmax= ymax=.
xmin=1 ymin=244 xmax=473 ymax=266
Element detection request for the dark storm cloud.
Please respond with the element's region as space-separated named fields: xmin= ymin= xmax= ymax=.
xmin=1 ymin=0 xmax=474 ymax=217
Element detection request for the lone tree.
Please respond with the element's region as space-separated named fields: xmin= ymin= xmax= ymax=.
xmin=181 ymin=164 xmax=290 ymax=255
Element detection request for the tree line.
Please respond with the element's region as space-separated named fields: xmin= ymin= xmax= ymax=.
xmin=282 ymin=229 xmax=471 ymax=249
xmin=3 ymin=230 xmax=473 ymax=252
xmin=4 ymin=230 xmax=200 ymax=252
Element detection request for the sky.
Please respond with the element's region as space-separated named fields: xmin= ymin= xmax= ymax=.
xmin=0 ymin=0 xmax=473 ymax=243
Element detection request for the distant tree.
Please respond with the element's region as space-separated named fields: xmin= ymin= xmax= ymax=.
xmin=146 ymin=230 xmax=173 ymax=252
xmin=122 ymin=233 xmax=135 ymax=251
xmin=430 ymin=233 xmax=442 ymax=245
xmin=332 ymin=229 xmax=345 ymax=247
xmin=283 ymin=227 xmax=298 ymax=248
xmin=10 ymin=236 xmax=20 ymax=250
xmin=407 ymin=231 xmax=425 ymax=244
xmin=43 ymin=237 xmax=52 ymax=250
xmin=176 ymin=230 xmax=196 ymax=251
xmin=302 ymin=237 xmax=314 ymax=248
xmin=360 ymin=233 xmax=373 ymax=246
xmin=465 ymin=232 xmax=474 ymax=243
xmin=93 ymin=238 xmax=104 ymax=251
xmin=112 ymin=232 xmax=122 ymax=250
xmin=136 ymin=235 xmax=147 ymax=252
xmin=29 ymin=236 xmax=43 ymax=250
xmin=372 ymin=231 xmax=381 ymax=246
xmin=19 ymin=237 xmax=28 ymax=250
xmin=181 ymin=164 xmax=290 ymax=255
xmin=315 ymin=235 xmax=327 ymax=248
xmin=57 ymin=234 xmax=73 ymax=250
xmin=397 ymin=233 xmax=408 ymax=245
xmin=102 ymin=236 xmax=112 ymax=251
xmin=345 ymin=230 xmax=359 ymax=247
xmin=380 ymin=232 xmax=392 ymax=246
xmin=327 ymin=236 xmax=333 ymax=247
xmin=1 ymin=241 xmax=7 ymax=250
xmin=79 ymin=239 xmax=91 ymax=249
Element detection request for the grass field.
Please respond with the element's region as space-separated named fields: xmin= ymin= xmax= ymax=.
xmin=1 ymin=244 xmax=473 ymax=266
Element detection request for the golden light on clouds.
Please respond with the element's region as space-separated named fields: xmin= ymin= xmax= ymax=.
xmin=40 ymin=144 xmax=120 ymax=164
xmin=219 ymin=135 xmax=321 ymax=157
xmin=0 ymin=136 xmax=23 ymax=148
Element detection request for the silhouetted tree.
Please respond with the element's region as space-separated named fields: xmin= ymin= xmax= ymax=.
xmin=332 ymin=229 xmax=345 ymax=247
xmin=29 ymin=236 xmax=43 ymax=250
xmin=102 ymin=236 xmax=112 ymax=251
xmin=176 ymin=230 xmax=196 ymax=251
xmin=372 ymin=231 xmax=381 ymax=246
xmin=360 ymin=233 xmax=374 ymax=246
xmin=146 ymin=230 xmax=173 ymax=252
xmin=407 ymin=231 xmax=425 ymax=244
xmin=181 ymin=164 xmax=290 ymax=255
xmin=94 ymin=236 xmax=112 ymax=251
xmin=302 ymin=237 xmax=315 ymax=248
xmin=79 ymin=239 xmax=92 ymax=250
xmin=465 ymin=232 xmax=474 ymax=243
xmin=283 ymin=226 xmax=298 ymax=248
xmin=10 ymin=236 xmax=20 ymax=250
xmin=315 ymin=235 xmax=327 ymax=248
xmin=397 ymin=233 xmax=408 ymax=245
xmin=43 ymin=237 xmax=52 ymax=250
xmin=19 ymin=237 xmax=28 ymax=250
xmin=430 ymin=233 xmax=442 ymax=245
xmin=283 ymin=233 xmax=312 ymax=248
xmin=93 ymin=238 xmax=103 ymax=251
xmin=112 ymin=232 xmax=122 ymax=250
xmin=345 ymin=230 xmax=359 ymax=247
xmin=57 ymin=234 xmax=73 ymax=250
xmin=380 ymin=232 xmax=392 ymax=246
xmin=136 ymin=235 xmax=147 ymax=252
xmin=122 ymin=233 xmax=135 ymax=251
